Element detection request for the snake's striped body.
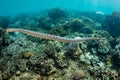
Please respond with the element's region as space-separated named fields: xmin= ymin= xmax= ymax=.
xmin=6 ymin=28 xmax=102 ymax=43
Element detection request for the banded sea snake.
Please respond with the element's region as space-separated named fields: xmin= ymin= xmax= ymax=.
xmin=6 ymin=28 xmax=103 ymax=43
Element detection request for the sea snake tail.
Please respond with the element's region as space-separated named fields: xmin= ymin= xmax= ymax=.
xmin=6 ymin=28 xmax=103 ymax=43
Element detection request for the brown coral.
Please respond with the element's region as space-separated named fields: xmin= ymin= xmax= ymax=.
xmin=73 ymin=69 xmax=85 ymax=80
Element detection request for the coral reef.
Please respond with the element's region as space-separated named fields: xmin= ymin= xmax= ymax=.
xmin=80 ymin=26 xmax=93 ymax=34
xmin=102 ymin=11 xmax=120 ymax=37
xmin=112 ymin=37 xmax=120 ymax=66
xmin=0 ymin=28 xmax=5 ymax=54
xmin=62 ymin=18 xmax=84 ymax=32
xmin=48 ymin=8 xmax=67 ymax=20
xmin=37 ymin=17 xmax=52 ymax=30
xmin=80 ymin=11 xmax=105 ymax=23
xmin=0 ymin=9 xmax=120 ymax=80
xmin=70 ymin=18 xmax=84 ymax=31
xmin=0 ymin=16 xmax=11 ymax=28
xmin=49 ymin=25 xmax=70 ymax=36
xmin=9 ymin=13 xmax=39 ymax=30
xmin=65 ymin=43 xmax=83 ymax=59
xmin=0 ymin=28 xmax=3 ymax=50
xmin=97 ymin=40 xmax=111 ymax=55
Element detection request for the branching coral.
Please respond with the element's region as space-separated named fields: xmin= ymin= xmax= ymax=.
xmin=6 ymin=28 xmax=103 ymax=43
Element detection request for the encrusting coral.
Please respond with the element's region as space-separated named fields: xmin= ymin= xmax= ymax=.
xmin=6 ymin=28 xmax=103 ymax=43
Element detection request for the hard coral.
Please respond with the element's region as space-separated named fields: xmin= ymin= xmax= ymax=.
xmin=37 ymin=17 xmax=52 ymax=30
xmin=63 ymin=18 xmax=84 ymax=32
xmin=80 ymin=27 xmax=93 ymax=34
xmin=10 ymin=13 xmax=38 ymax=30
xmin=98 ymin=40 xmax=111 ymax=55
xmin=48 ymin=8 xmax=67 ymax=20
xmin=0 ymin=28 xmax=5 ymax=53
xmin=113 ymin=49 xmax=120 ymax=66
xmin=49 ymin=25 xmax=69 ymax=36
xmin=102 ymin=11 xmax=120 ymax=37
xmin=73 ymin=70 xmax=85 ymax=80
xmin=34 ymin=75 xmax=42 ymax=80
xmin=71 ymin=18 xmax=84 ymax=31
xmin=66 ymin=43 xmax=83 ymax=59
xmin=0 ymin=16 xmax=11 ymax=28
xmin=0 ymin=28 xmax=2 ymax=47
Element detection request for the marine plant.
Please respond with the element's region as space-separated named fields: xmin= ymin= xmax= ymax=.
xmin=6 ymin=28 xmax=103 ymax=43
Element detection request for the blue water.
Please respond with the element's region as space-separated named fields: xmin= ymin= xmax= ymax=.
xmin=0 ymin=0 xmax=120 ymax=16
